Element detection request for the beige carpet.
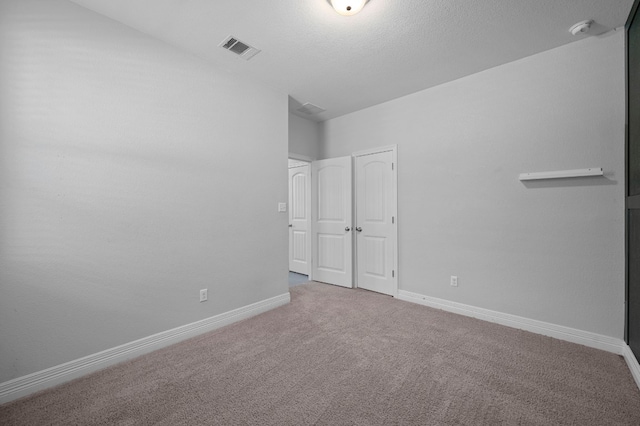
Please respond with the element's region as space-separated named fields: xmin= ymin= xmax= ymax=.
xmin=2 ymin=282 xmax=640 ymax=425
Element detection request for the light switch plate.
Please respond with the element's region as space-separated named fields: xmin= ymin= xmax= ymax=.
xmin=278 ymin=202 xmax=287 ymax=212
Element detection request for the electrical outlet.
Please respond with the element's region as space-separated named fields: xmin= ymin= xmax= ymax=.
xmin=450 ymin=276 xmax=458 ymax=287
xmin=199 ymin=289 xmax=208 ymax=302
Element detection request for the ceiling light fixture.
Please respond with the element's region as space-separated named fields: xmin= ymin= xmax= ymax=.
xmin=328 ymin=0 xmax=369 ymax=16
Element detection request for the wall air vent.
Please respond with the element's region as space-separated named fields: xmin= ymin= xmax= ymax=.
xmin=219 ymin=35 xmax=261 ymax=61
xmin=297 ymin=102 xmax=326 ymax=115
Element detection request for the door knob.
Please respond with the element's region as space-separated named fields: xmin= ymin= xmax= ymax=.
xmin=355 ymin=227 xmax=362 ymax=232
xmin=288 ymin=224 xmax=293 ymax=227
xmin=345 ymin=226 xmax=351 ymax=232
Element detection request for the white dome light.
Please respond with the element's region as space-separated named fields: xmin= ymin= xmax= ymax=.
xmin=329 ymin=0 xmax=368 ymax=16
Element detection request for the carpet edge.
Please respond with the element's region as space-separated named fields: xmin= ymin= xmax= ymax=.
xmin=0 ymin=291 xmax=291 ymax=405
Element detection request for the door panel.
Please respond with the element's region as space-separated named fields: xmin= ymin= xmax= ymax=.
xmin=317 ymin=234 xmax=346 ymax=271
xmin=318 ymin=166 xmax=346 ymax=220
xmin=355 ymin=150 xmax=396 ymax=296
xmin=362 ymin=236 xmax=386 ymax=277
xmin=288 ymin=164 xmax=310 ymax=274
xmin=312 ymin=157 xmax=353 ymax=288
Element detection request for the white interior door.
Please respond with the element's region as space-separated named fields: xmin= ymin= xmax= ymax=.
xmin=311 ymin=156 xmax=353 ymax=288
xmin=355 ymin=149 xmax=397 ymax=296
xmin=288 ymin=164 xmax=310 ymax=275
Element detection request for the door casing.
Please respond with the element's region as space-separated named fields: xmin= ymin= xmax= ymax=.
xmin=626 ymin=0 xmax=640 ymax=361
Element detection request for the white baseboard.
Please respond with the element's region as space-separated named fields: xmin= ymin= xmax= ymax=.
xmin=0 ymin=292 xmax=290 ymax=405
xmin=398 ymin=290 xmax=640 ymax=392
xmin=622 ymin=344 xmax=640 ymax=391
xmin=397 ymin=290 xmax=625 ymax=354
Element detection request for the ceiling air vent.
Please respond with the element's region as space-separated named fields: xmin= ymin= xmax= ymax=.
xmin=297 ymin=103 xmax=326 ymax=115
xmin=219 ymin=35 xmax=261 ymax=60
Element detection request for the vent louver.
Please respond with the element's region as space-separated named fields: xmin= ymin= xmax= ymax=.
xmin=297 ymin=103 xmax=326 ymax=115
xmin=219 ymin=36 xmax=261 ymax=60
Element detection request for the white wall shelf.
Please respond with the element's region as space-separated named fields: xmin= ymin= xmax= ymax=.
xmin=519 ymin=168 xmax=603 ymax=181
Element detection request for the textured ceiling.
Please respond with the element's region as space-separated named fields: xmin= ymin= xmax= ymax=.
xmin=70 ymin=0 xmax=634 ymax=122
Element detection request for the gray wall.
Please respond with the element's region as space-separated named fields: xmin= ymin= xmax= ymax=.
xmin=321 ymin=32 xmax=626 ymax=338
xmin=0 ymin=0 xmax=288 ymax=382
xmin=289 ymin=113 xmax=322 ymax=160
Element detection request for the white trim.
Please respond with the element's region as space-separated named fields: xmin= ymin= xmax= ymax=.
xmin=623 ymin=344 xmax=640 ymax=391
xmin=0 ymin=292 xmax=290 ymax=404
xmin=288 ymin=163 xmax=308 ymax=169
xmin=288 ymin=152 xmax=313 ymax=162
xmin=391 ymin=146 xmax=398 ymax=297
xmin=397 ymin=290 xmax=625 ymax=354
xmin=351 ymin=144 xmax=397 ymax=158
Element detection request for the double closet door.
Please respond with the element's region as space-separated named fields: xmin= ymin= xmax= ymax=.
xmin=310 ymin=147 xmax=397 ymax=296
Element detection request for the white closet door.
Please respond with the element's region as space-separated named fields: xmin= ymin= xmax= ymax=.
xmin=311 ymin=157 xmax=353 ymax=288
xmin=288 ymin=164 xmax=310 ymax=275
xmin=355 ymin=150 xmax=396 ymax=296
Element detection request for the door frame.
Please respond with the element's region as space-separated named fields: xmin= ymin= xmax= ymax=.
xmin=352 ymin=145 xmax=398 ymax=296
xmin=626 ymin=0 xmax=640 ymax=354
xmin=288 ymin=153 xmax=313 ymax=280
